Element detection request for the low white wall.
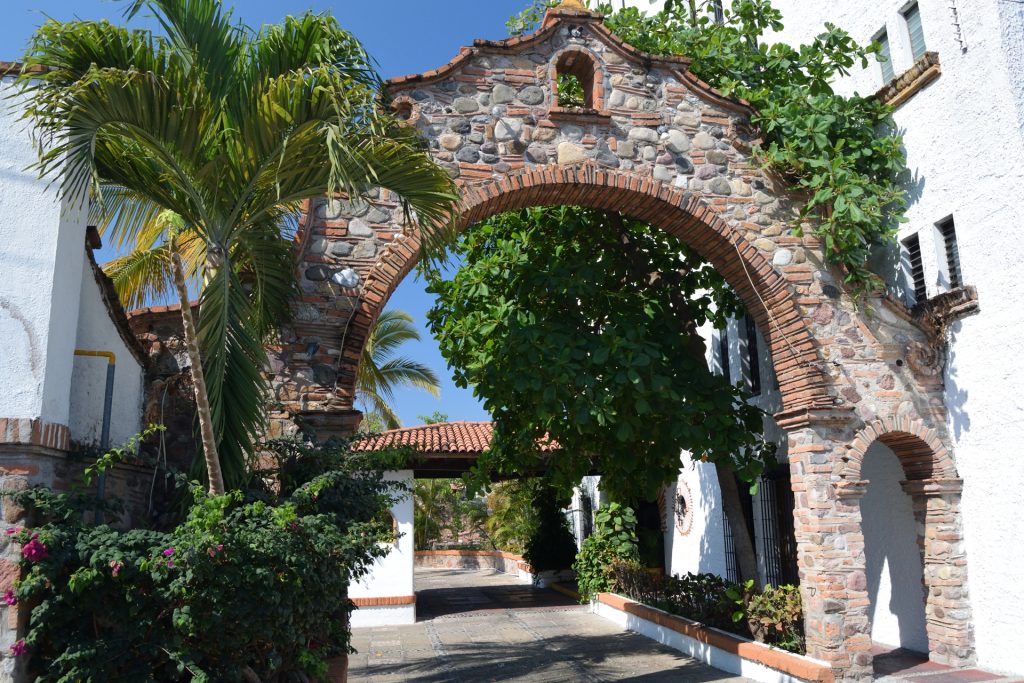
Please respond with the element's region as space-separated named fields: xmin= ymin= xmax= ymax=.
xmin=350 ymin=604 xmax=415 ymax=629
xmin=69 ymin=253 xmax=144 ymax=449
xmin=349 ymin=470 xmax=415 ymax=626
xmin=594 ymin=599 xmax=818 ymax=683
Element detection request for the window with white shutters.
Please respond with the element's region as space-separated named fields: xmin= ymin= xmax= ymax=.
xmin=903 ymin=2 xmax=927 ymax=61
xmin=877 ymin=29 xmax=895 ymax=83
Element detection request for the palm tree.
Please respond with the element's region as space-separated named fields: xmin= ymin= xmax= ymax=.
xmin=18 ymin=0 xmax=457 ymax=493
xmin=357 ymin=310 xmax=440 ymax=429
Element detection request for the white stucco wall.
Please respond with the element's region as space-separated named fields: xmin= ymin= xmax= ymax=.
xmin=860 ymin=441 xmax=929 ymax=653
xmin=0 ymin=76 xmax=88 ymax=428
xmin=68 ymin=254 xmax=144 ymax=449
xmin=667 ymin=460 xmax=727 ymax=577
xmin=350 ymin=470 xmax=416 ymax=627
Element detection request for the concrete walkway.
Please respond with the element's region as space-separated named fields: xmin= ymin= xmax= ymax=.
xmin=349 ymin=568 xmax=751 ymax=682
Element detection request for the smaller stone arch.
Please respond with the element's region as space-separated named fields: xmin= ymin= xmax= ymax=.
xmin=844 ymin=416 xmax=958 ymax=482
xmin=838 ymin=416 xmax=974 ymax=668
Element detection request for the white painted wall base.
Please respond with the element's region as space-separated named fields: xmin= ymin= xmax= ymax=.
xmin=593 ymin=599 xmax=826 ymax=683
xmin=350 ymin=604 xmax=416 ymax=628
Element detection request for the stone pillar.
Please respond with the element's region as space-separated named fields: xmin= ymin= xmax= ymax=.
xmin=297 ymin=410 xmax=364 ymax=441
xmin=901 ymin=478 xmax=975 ymax=667
xmin=780 ymin=407 xmax=873 ymax=682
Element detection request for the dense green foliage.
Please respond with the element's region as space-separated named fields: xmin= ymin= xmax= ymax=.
xmin=6 ymin=438 xmax=402 ymax=681
xmin=573 ymin=503 xmax=640 ymax=601
xmin=522 ymin=486 xmax=577 ymax=573
xmin=412 ymin=479 xmax=485 ymax=550
xmin=426 ymin=207 xmax=770 ymax=502
xmin=610 ymin=561 xmax=805 ymax=653
xmin=516 ymin=0 xmax=907 ymax=292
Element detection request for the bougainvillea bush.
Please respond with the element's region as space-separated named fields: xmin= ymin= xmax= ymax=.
xmin=5 ymin=438 xmax=404 ymax=682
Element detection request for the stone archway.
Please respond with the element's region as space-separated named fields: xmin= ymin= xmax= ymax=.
xmin=268 ymin=3 xmax=973 ymax=678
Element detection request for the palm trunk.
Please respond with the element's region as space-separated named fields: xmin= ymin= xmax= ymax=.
xmin=169 ymin=235 xmax=226 ymax=496
xmin=715 ymin=461 xmax=760 ymax=588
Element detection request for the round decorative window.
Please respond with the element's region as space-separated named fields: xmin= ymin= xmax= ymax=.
xmin=675 ymin=482 xmax=693 ymax=536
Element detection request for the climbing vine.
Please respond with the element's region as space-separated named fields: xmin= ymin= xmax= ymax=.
xmin=512 ymin=0 xmax=908 ymax=294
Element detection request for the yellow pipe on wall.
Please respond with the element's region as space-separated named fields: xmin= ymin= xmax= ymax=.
xmin=74 ymin=349 xmax=116 ymax=365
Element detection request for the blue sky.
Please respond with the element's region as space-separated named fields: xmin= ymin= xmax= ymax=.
xmin=1 ymin=0 xmax=538 ymax=426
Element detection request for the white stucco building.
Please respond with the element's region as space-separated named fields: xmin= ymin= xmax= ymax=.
xmin=0 ymin=65 xmax=145 ymax=678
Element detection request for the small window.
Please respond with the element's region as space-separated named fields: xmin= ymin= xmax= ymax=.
xmin=903 ymin=2 xmax=927 ymax=61
xmin=716 ymin=329 xmax=732 ymax=382
xmin=902 ymin=233 xmax=927 ymax=305
xmin=877 ymin=29 xmax=896 ymax=83
xmin=554 ymin=50 xmax=598 ymax=109
xmin=711 ymin=0 xmax=725 ymax=25
xmin=937 ymin=217 xmax=963 ymax=289
xmin=743 ymin=316 xmax=761 ymax=396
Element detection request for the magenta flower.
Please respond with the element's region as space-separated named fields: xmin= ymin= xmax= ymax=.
xmin=4 ymin=527 xmax=20 ymax=536
xmin=166 ymin=560 xmax=174 ymax=569
xmin=21 ymin=537 xmax=47 ymax=562
xmin=9 ymin=640 xmax=26 ymax=657
xmin=162 ymin=548 xmax=174 ymax=557
xmin=2 ymin=590 xmax=16 ymax=606
xmin=109 ymin=560 xmax=124 ymax=577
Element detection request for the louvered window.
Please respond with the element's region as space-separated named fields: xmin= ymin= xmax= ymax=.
xmin=938 ymin=217 xmax=963 ymax=289
xmin=903 ymin=2 xmax=927 ymax=60
xmin=878 ymin=29 xmax=895 ymax=83
xmin=717 ymin=329 xmax=731 ymax=382
xmin=903 ymin=233 xmax=927 ymax=304
xmin=743 ymin=316 xmax=761 ymax=396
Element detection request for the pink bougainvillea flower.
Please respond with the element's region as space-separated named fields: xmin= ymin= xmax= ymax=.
xmin=3 ymin=590 xmax=16 ymax=606
xmin=216 ymin=544 xmax=223 ymax=551
xmin=21 ymin=537 xmax=47 ymax=562
xmin=162 ymin=548 xmax=174 ymax=557
xmin=166 ymin=560 xmax=174 ymax=569
xmin=109 ymin=560 xmax=124 ymax=577
xmin=4 ymin=527 xmax=20 ymax=536
xmin=9 ymin=640 xmax=26 ymax=657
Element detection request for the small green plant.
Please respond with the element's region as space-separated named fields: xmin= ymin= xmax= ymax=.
xmin=746 ymin=584 xmax=805 ymax=653
xmin=557 ymin=72 xmax=586 ymax=108
xmin=574 ymin=503 xmax=640 ymax=601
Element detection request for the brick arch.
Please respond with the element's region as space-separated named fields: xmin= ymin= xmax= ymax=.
xmin=844 ymin=416 xmax=958 ymax=483
xmin=344 ymin=166 xmax=827 ymax=414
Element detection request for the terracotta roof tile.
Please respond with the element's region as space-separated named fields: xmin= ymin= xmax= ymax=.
xmin=353 ymin=421 xmax=558 ymax=455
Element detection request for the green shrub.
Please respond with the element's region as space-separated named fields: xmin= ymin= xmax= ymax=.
xmin=573 ymin=503 xmax=639 ymax=601
xmin=6 ymin=437 xmax=402 ymax=681
xmin=746 ymin=583 xmax=804 ymax=653
xmin=609 ymin=561 xmax=805 ymax=654
xmin=522 ymin=485 xmax=577 ymax=573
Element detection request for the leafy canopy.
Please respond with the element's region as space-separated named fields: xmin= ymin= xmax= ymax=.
xmin=426 ymin=206 xmax=770 ymax=503
xmin=515 ymin=0 xmax=907 ymax=293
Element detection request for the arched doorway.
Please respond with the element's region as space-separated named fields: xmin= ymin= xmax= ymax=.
xmin=269 ymin=2 xmax=973 ymax=677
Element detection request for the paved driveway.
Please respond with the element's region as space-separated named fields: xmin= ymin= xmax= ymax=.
xmin=348 ymin=568 xmax=750 ymax=682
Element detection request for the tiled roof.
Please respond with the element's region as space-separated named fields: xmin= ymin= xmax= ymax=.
xmin=354 ymin=421 xmax=495 ymax=454
xmin=353 ymin=422 xmax=559 ymax=455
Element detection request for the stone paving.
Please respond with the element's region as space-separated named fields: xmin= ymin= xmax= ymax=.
xmin=349 ymin=568 xmax=751 ymax=682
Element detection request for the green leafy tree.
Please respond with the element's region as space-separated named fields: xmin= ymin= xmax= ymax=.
xmin=18 ymin=0 xmax=457 ymax=493
xmin=514 ymin=0 xmax=907 ymax=293
xmin=483 ymin=480 xmax=537 ymax=554
xmin=574 ymin=503 xmax=641 ymax=601
xmin=357 ymin=310 xmax=441 ymax=430
xmin=426 ymin=206 xmax=768 ymax=504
